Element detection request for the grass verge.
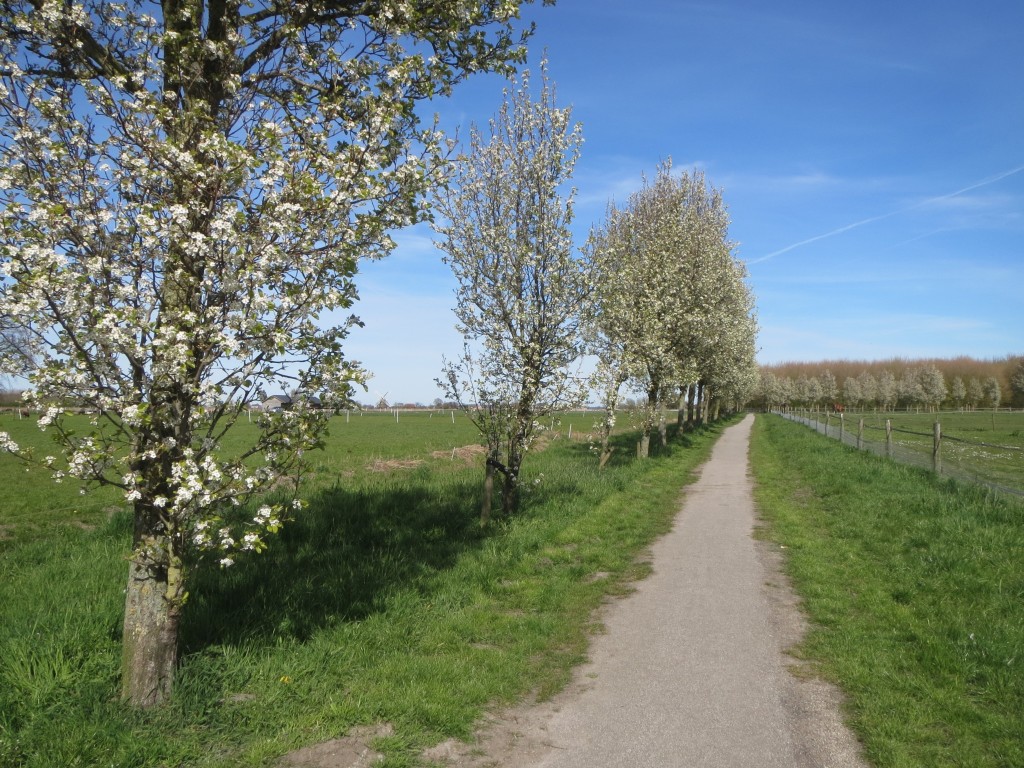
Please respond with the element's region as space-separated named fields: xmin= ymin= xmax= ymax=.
xmin=1 ymin=415 xmax=732 ymax=767
xmin=750 ymin=414 xmax=1024 ymax=768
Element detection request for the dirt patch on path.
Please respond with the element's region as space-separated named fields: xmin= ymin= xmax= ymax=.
xmin=278 ymin=723 xmax=393 ymax=768
xmin=419 ymin=690 xmax=593 ymax=768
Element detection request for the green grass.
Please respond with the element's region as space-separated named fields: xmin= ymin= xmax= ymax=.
xmin=821 ymin=409 xmax=1024 ymax=493
xmin=0 ymin=410 xmax=731 ymax=767
xmin=750 ymin=414 xmax=1024 ymax=768
xmin=0 ymin=409 xmax=612 ymax=541
xmin=0 ymin=413 xmax=126 ymax=538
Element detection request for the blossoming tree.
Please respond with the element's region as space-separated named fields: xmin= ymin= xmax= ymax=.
xmin=588 ymin=162 xmax=755 ymax=457
xmin=587 ymin=174 xmax=689 ymax=458
xmin=0 ymin=314 xmax=31 ymax=380
xmin=1011 ymin=359 xmax=1024 ymax=408
xmin=665 ymin=168 xmax=756 ymax=427
xmin=433 ymin=62 xmax=588 ymax=521
xmin=688 ymin=268 xmax=758 ymax=422
xmin=0 ymin=0 xmax=545 ymax=707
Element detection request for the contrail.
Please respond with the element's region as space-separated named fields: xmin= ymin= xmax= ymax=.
xmin=747 ymin=164 xmax=1024 ymax=265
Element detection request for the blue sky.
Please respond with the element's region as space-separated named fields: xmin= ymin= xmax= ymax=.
xmin=343 ymin=0 xmax=1024 ymax=405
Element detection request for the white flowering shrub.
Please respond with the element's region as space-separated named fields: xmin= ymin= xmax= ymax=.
xmin=918 ymin=365 xmax=948 ymax=412
xmin=0 ymin=0 xmax=542 ymax=707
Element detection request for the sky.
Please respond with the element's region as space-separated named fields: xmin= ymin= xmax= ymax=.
xmin=340 ymin=0 xmax=1024 ymax=405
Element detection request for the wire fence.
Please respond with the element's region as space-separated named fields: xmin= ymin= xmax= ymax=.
xmin=776 ymin=410 xmax=1024 ymax=499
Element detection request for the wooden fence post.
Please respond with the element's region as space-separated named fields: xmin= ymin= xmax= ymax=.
xmin=933 ymin=421 xmax=942 ymax=475
xmin=857 ymin=418 xmax=864 ymax=450
xmin=886 ymin=419 xmax=893 ymax=458
xmin=839 ymin=412 xmax=845 ymax=442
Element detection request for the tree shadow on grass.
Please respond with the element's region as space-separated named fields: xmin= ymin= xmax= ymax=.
xmin=557 ymin=428 xmax=650 ymax=469
xmin=562 ymin=417 xmax=736 ymax=472
xmin=179 ymin=473 xmax=487 ymax=653
xmin=562 ymin=423 xmax=695 ymax=467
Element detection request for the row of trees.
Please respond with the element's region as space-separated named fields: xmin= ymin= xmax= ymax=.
xmin=762 ymin=356 xmax=1024 ymax=408
xmin=757 ymin=365 xmax=1011 ymax=412
xmin=433 ymin=66 xmax=758 ymax=521
xmin=0 ymin=2 xmax=756 ymax=711
xmin=587 ymin=162 xmax=758 ymax=462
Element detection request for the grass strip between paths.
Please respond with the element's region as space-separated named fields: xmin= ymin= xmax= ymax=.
xmin=750 ymin=414 xmax=1024 ymax=768
xmin=1 ymin=416 xmax=731 ymax=767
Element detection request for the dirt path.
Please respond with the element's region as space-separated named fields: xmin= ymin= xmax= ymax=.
xmin=423 ymin=414 xmax=869 ymax=768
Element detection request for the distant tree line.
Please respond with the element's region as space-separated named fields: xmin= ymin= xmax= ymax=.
xmin=755 ymin=357 xmax=1024 ymax=411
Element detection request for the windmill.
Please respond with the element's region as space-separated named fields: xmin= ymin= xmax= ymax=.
xmin=374 ymin=390 xmax=390 ymax=410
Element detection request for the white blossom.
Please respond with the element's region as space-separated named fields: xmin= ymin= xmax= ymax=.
xmin=587 ymin=161 xmax=758 ymax=452
xmin=0 ymin=0 xmax=542 ymax=706
xmin=0 ymin=432 xmax=19 ymax=453
xmin=433 ymin=61 xmax=588 ymax=517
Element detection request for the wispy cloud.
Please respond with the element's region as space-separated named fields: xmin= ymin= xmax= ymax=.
xmin=758 ymin=312 xmax=995 ymax=364
xmin=573 ymin=156 xmax=708 ymax=211
xmin=748 ymin=164 xmax=1024 ymax=265
xmin=718 ymin=169 xmax=846 ymax=194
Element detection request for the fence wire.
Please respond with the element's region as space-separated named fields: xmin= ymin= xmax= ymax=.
xmin=777 ymin=412 xmax=1024 ymax=499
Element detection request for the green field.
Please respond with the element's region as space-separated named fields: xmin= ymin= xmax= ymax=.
xmin=0 ymin=409 xmax=612 ymax=541
xmin=795 ymin=409 xmax=1024 ymax=495
xmin=8 ymin=410 xmax=1021 ymax=766
xmin=0 ymin=409 xmax=728 ymax=767
xmin=751 ymin=414 xmax=1024 ymax=767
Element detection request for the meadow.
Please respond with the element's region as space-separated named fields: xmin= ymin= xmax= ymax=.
xmin=7 ymin=409 xmax=1022 ymax=767
xmin=0 ymin=409 xmax=728 ymax=767
xmin=751 ymin=415 xmax=1024 ymax=767
xmin=792 ymin=409 xmax=1024 ymax=495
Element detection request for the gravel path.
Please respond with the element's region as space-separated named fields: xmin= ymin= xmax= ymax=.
xmin=424 ymin=414 xmax=869 ymax=768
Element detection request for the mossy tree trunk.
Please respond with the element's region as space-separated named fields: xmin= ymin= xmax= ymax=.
xmin=122 ymin=492 xmax=187 ymax=708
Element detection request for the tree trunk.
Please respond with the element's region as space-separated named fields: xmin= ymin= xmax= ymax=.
xmin=599 ymin=415 xmax=614 ymax=469
xmin=499 ymin=456 xmax=520 ymax=518
xmin=658 ymin=412 xmax=668 ymax=447
xmin=598 ymin=377 xmax=623 ymax=469
xmin=502 ymin=441 xmax=524 ymax=515
xmin=121 ymin=536 xmax=184 ymax=708
xmin=482 ymin=458 xmax=495 ymax=525
xmin=500 ymin=468 xmax=519 ymax=516
xmin=686 ymin=384 xmax=697 ymax=427
xmin=643 ymin=384 xmax=660 ymax=455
